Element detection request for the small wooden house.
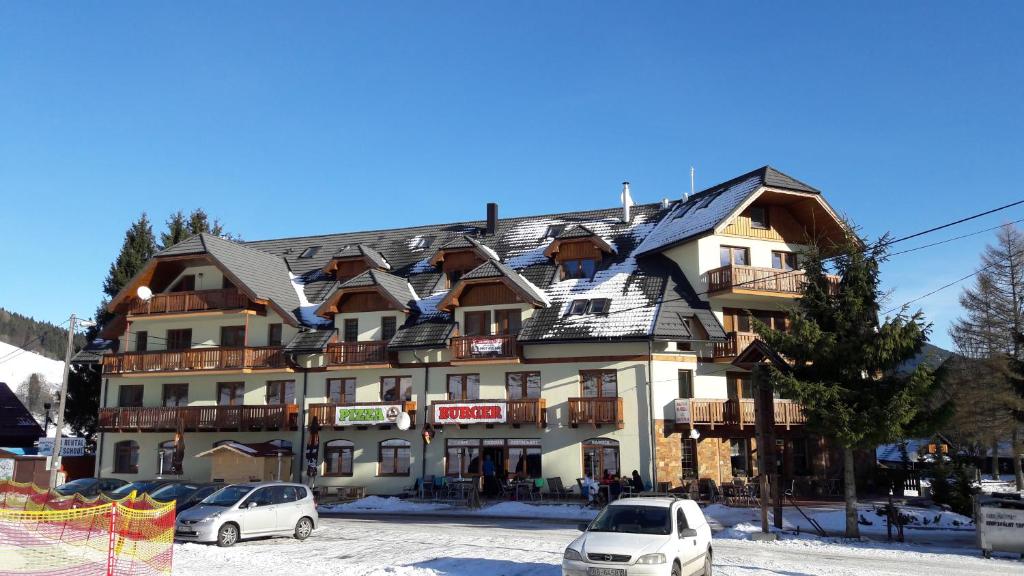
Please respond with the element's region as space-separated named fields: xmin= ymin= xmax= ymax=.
xmin=194 ymin=441 xmax=293 ymax=484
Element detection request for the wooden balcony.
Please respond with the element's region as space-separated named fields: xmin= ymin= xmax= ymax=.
xmin=325 ymin=341 xmax=390 ymax=366
xmin=568 ymin=397 xmax=624 ymax=429
xmin=97 ymin=405 xmax=298 ymax=432
xmin=678 ymin=398 xmax=807 ymax=430
xmin=127 ymin=288 xmax=254 ymax=316
xmin=308 ymin=401 xmax=417 ymax=429
xmin=712 ymin=332 xmax=759 ymax=359
xmin=707 ymin=265 xmax=839 ymax=297
xmin=450 ymin=335 xmax=519 ymax=362
xmin=101 ymin=346 xmax=287 ymax=374
xmin=428 ymin=399 xmax=546 ymax=428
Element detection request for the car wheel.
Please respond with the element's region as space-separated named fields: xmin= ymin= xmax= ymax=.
xmin=702 ymin=549 xmax=713 ymax=575
xmin=216 ymin=523 xmax=239 ymax=547
xmin=671 ymin=560 xmax=681 ymax=576
xmin=294 ymin=517 xmax=313 ymax=541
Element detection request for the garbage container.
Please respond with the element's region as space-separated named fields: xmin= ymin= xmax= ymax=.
xmin=975 ymin=493 xmax=1024 ymax=559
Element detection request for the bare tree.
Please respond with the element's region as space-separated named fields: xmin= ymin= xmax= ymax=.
xmin=15 ymin=373 xmax=50 ymax=425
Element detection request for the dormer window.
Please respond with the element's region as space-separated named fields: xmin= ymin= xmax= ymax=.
xmin=567 ymin=298 xmax=612 ymax=316
xmin=410 ymin=236 xmax=433 ymax=250
xmin=588 ymin=298 xmax=611 ymax=314
xmin=747 ymin=206 xmax=769 ymax=229
xmin=446 ymin=269 xmax=464 ymax=288
xmin=561 ymin=258 xmax=596 ymax=280
xmin=299 ymin=246 xmax=321 ymax=259
xmin=568 ymin=300 xmax=589 ymax=315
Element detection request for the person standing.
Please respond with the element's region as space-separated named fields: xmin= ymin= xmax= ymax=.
xmin=482 ymin=455 xmax=496 ymax=497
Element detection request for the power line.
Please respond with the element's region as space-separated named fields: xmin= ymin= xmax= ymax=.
xmin=0 ymin=318 xmax=74 ymax=366
xmin=888 ymin=218 xmax=1024 ymax=257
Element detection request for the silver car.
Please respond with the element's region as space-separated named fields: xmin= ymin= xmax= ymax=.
xmin=174 ymin=482 xmax=318 ymax=547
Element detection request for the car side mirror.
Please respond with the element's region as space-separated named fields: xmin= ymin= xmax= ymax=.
xmin=576 ymin=522 xmax=589 ymax=532
xmin=679 ymin=528 xmax=698 ymax=538
xmin=246 ymin=501 xmax=258 ymax=509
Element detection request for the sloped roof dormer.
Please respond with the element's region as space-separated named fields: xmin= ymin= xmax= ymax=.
xmin=428 ymin=235 xmax=500 ymax=267
xmin=315 ymin=269 xmax=419 ymax=318
xmin=323 ymin=244 xmax=390 ymax=274
xmin=437 ymin=259 xmax=550 ymax=312
xmin=543 ymin=224 xmax=616 ymax=260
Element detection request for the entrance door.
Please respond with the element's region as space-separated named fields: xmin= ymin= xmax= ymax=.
xmin=481 ymin=446 xmax=505 ymax=497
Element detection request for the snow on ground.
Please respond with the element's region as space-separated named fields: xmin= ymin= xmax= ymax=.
xmin=320 ymin=497 xmax=598 ymax=521
xmin=979 ymin=476 xmax=1024 ymax=495
xmin=172 ymin=515 xmax=1024 ymax=576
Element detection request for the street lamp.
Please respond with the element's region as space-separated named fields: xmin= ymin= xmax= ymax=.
xmin=48 ymin=314 xmax=96 ymax=489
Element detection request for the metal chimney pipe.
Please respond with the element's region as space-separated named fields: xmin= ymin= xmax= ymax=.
xmin=486 ymin=203 xmax=498 ymax=235
xmin=621 ymin=182 xmax=633 ymax=223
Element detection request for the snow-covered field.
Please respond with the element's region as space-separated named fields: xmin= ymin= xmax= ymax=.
xmin=0 ymin=340 xmax=63 ymax=391
xmin=172 ymin=515 xmax=1024 ymax=576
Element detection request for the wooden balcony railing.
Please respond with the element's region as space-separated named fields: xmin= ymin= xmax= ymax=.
xmin=678 ymin=398 xmax=807 ymax=429
xmin=97 ymin=405 xmax=297 ymax=432
xmin=428 ymin=399 xmax=547 ymax=428
xmin=568 ymin=397 xmax=624 ymax=429
xmin=707 ymin=265 xmax=840 ymax=296
xmin=712 ymin=332 xmax=759 ymax=359
xmin=450 ymin=335 xmax=518 ymax=361
xmin=308 ymin=401 xmax=417 ymax=428
xmin=325 ymin=341 xmax=390 ymax=366
xmin=101 ymin=346 xmax=287 ymax=374
xmin=127 ymin=288 xmax=252 ymax=315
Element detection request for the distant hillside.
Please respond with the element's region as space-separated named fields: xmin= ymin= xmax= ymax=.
xmin=0 ymin=307 xmax=86 ymax=361
xmin=895 ymin=342 xmax=953 ymax=376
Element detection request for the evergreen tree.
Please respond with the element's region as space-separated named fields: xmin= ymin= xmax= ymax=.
xmin=15 ymin=373 xmax=49 ymax=423
xmin=65 ymin=364 xmax=101 ymax=444
xmin=756 ymin=231 xmax=939 ymax=538
xmin=101 ymin=214 xmax=157 ymax=301
xmin=186 ymin=208 xmax=224 ymax=237
xmin=160 ymin=211 xmax=190 ymax=249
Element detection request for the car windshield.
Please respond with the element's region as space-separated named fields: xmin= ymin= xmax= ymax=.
xmin=55 ymin=479 xmax=95 ymax=494
xmin=200 ymin=485 xmax=253 ymax=507
xmin=150 ymin=484 xmax=198 ymax=501
xmin=109 ymin=481 xmax=160 ymax=497
xmin=588 ymin=505 xmax=671 ymax=535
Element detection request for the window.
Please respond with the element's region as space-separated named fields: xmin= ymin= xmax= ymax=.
xmin=588 ymin=298 xmax=611 ymax=314
xmin=162 ymin=383 xmax=188 ymax=407
xmin=267 ymin=323 xmax=283 ymax=346
xmin=221 ymin=277 xmax=235 ymax=289
xmin=719 ymin=246 xmax=749 ymax=267
xmin=242 ymin=487 xmax=275 ymax=508
xmin=508 ymin=443 xmax=542 ymax=478
xmin=379 ymin=439 xmax=411 ymax=476
xmin=506 ymin=372 xmax=541 ymax=399
xmin=324 ymin=440 xmax=354 ymax=476
xmin=166 ymin=329 xmax=192 ymax=351
xmin=220 ymin=325 xmax=246 ymax=347
xmin=792 ymin=437 xmax=811 ymax=476
xmin=327 ymin=378 xmax=356 ymax=404
xmin=381 ymin=317 xmax=397 ymax=341
xmin=381 ymin=376 xmax=412 ymax=402
xmin=678 ymin=370 xmax=694 ymax=399
xmin=561 ymin=258 xmax=597 ymax=280
xmin=772 ymin=251 xmax=797 ymax=271
xmin=681 ymin=438 xmax=697 ymax=479
xmin=730 ymin=439 xmax=749 ymax=477
xmin=409 ymin=236 xmax=433 ymax=250
xmin=447 ymin=374 xmax=480 ymax=401
xmin=446 ymin=269 xmax=464 ymax=288
xmin=114 ymin=441 xmax=139 ymax=474
xmin=581 ymin=370 xmax=617 ymax=398
xmin=266 ymin=380 xmax=296 ymax=405
xmin=747 ymin=206 xmax=769 ymax=229
xmin=583 ymin=439 xmax=620 ymax=479
xmin=170 ymin=275 xmax=195 ymax=292
xmin=299 ymin=246 xmax=321 ymax=259
xmin=463 ymin=311 xmax=491 ymax=336
xmin=135 ymin=331 xmax=148 ymax=352
xmin=446 ymin=440 xmax=480 ymax=476
xmin=118 ymin=385 xmax=144 ymax=407
xmin=217 ymin=382 xmax=245 ymax=406
xmin=494 ymin=309 xmax=522 ymax=335
xmin=727 ymin=373 xmax=753 ymax=399
xmin=343 ymin=319 xmax=359 ymax=343
xmin=568 ymin=300 xmax=588 ymax=315
xmin=157 ymin=440 xmax=177 ymax=475
xmin=677 ymin=508 xmax=689 ymax=534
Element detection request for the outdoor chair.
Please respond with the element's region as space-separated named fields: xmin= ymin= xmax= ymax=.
xmin=530 ymin=478 xmax=544 ymax=501
xmin=546 ymin=477 xmax=573 ymax=500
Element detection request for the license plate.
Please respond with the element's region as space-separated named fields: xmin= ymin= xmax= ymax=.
xmin=587 ymin=569 xmax=625 ymax=576
xmin=175 ymin=529 xmax=196 ymax=536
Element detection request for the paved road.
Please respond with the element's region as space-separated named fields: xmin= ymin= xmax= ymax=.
xmin=173 ymin=515 xmax=1024 ymax=576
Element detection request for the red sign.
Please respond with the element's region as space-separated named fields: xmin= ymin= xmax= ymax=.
xmin=433 ymin=402 xmax=507 ymax=424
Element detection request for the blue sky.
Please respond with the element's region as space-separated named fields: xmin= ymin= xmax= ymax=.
xmin=1 ymin=2 xmax=1022 ymax=349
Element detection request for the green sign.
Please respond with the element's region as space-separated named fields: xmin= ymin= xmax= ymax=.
xmin=335 ymin=404 xmax=401 ymax=426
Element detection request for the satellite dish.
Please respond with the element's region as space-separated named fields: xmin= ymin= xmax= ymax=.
xmin=136 ymin=286 xmax=153 ymax=302
xmin=396 ymin=412 xmax=411 ymax=431
xmin=689 ymin=428 xmax=701 ymax=440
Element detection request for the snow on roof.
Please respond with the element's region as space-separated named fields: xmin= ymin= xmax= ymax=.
xmin=290 ymin=273 xmax=333 ymax=328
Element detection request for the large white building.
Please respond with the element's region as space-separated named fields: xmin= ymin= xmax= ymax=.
xmin=86 ymin=166 xmax=847 ymax=494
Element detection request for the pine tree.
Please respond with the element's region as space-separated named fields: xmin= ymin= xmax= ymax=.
xmin=102 ymin=214 xmax=157 ymax=300
xmin=160 ymin=211 xmax=190 ymax=249
xmin=756 ymin=231 xmax=939 ymax=538
xmin=186 ymin=208 xmax=224 ymax=237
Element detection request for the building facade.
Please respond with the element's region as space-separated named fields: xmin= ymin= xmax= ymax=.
xmin=89 ymin=166 xmax=848 ymax=494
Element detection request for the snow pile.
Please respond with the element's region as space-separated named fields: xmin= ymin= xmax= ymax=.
xmin=0 ymin=340 xmax=64 ymax=391
xmin=979 ymin=476 xmax=1024 ymax=495
xmin=470 ymin=501 xmax=597 ymax=520
xmin=320 ymin=497 xmax=597 ymax=520
xmin=321 ymin=496 xmax=452 ymax=513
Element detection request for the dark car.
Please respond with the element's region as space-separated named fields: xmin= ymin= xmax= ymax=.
xmin=54 ymin=477 xmax=128 ymax=498
xmin=149 ymin=482 xmax=224 ymax=513
xmin=107 ymin=479 xmax=180 ymax=499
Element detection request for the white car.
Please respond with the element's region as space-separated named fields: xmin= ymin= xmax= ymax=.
xmin=563 ymin=497 xmax=712 ymax=576
xmin=174 ymin=482 xmax=318 ymax=547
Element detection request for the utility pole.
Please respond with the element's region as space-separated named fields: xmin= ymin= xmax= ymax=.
xmin=48 ymin=314 xmax=93 ymax=489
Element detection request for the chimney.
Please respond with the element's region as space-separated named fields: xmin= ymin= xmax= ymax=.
xmin=621 ymin=181 xmax=633 ymax=223
xmin=486 ymin=202 xmax=498 ymax=235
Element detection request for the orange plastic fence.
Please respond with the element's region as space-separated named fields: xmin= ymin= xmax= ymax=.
xmin=0 ymin=480 xmax=174 ymax=576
